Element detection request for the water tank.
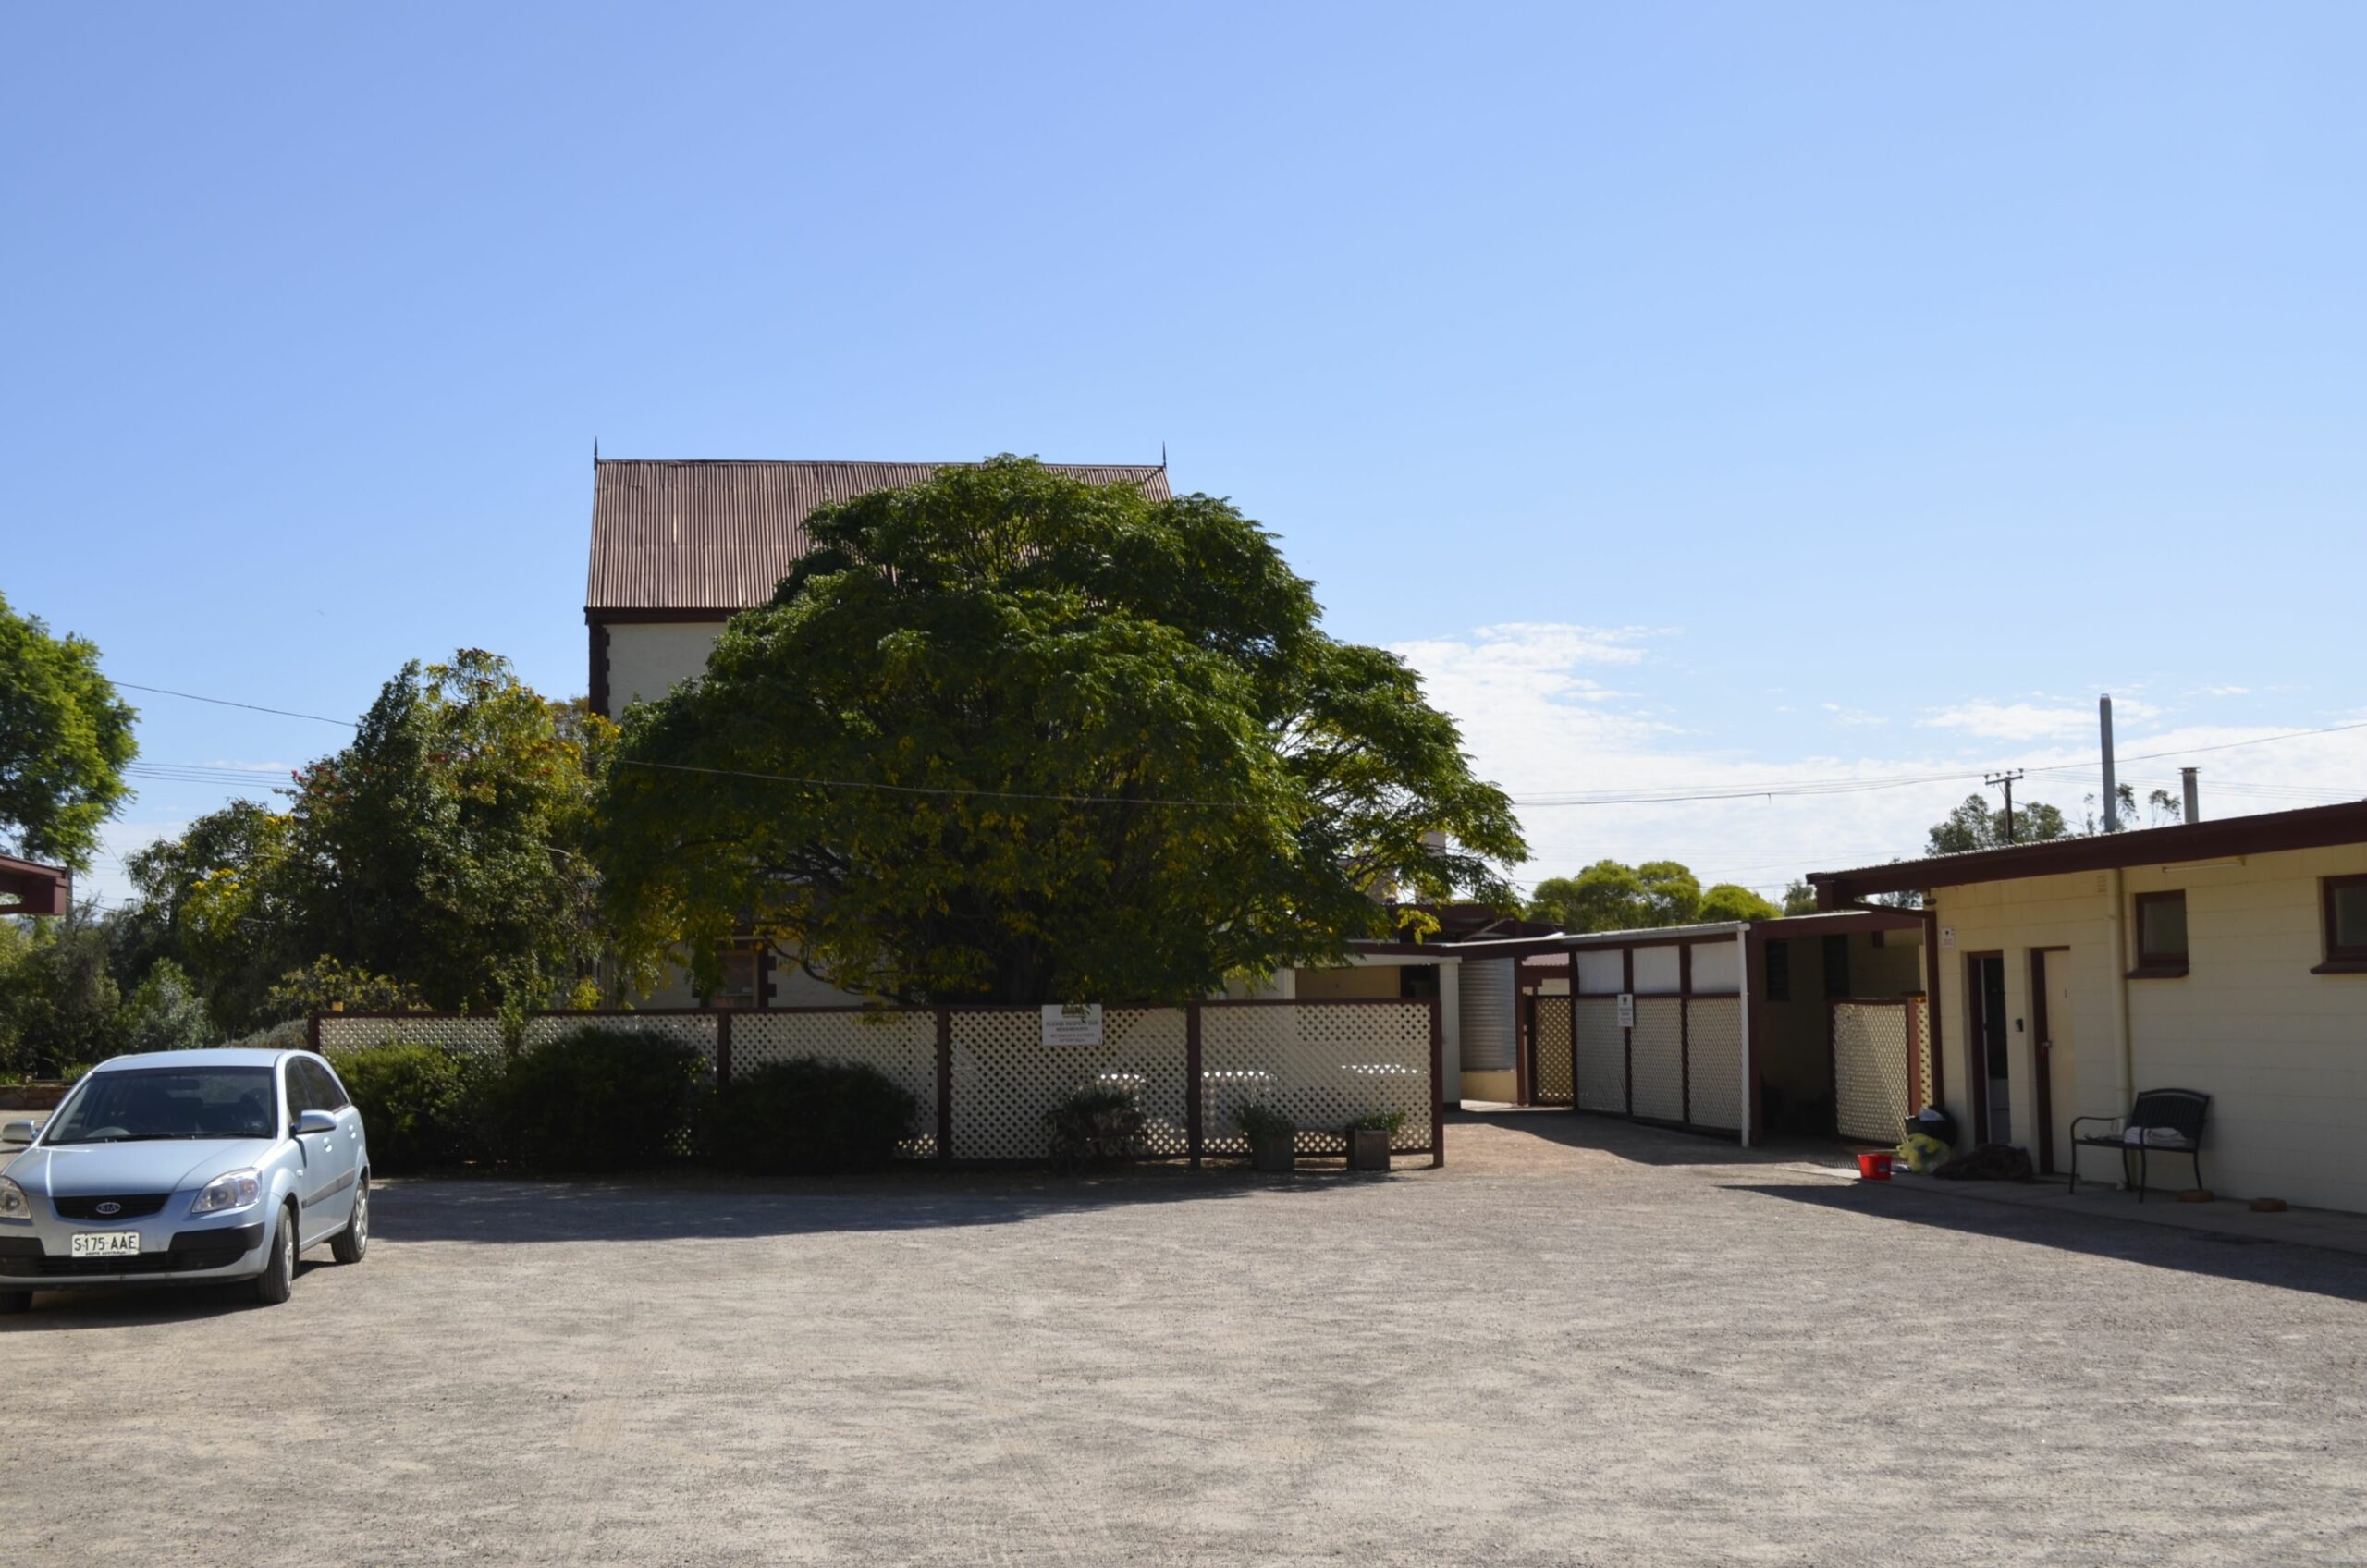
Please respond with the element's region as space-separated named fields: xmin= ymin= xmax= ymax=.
xmin=1459 ymin=958 xmax=1516 ymax=1072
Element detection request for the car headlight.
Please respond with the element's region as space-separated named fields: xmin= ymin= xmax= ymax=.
xmin=0 ymin=1178 xmax=27 ymax=1220
xmin=190 ymin=1170 xmax=261 ymax=1216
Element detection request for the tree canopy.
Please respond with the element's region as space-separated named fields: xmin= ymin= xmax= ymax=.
xmin=0 ymin=592 xmax=137 ymax=871
xmin=595 ymin=458 xmax=1526 ymax=1005
xmin=1525 ymin=859 xmax=1718 ymax=932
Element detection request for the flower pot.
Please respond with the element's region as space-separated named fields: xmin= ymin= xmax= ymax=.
xmin=1249 ymin=1129 xmax=1296 ymax=1173
xmin=1346 ymin=1127 xmax=1392 ymax=1171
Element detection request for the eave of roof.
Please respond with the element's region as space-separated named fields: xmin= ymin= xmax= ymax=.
xmin=0 ymin=854 xmax=70 ymax=916
xmin=1807 ymin=798 xmax=2367 ymax=905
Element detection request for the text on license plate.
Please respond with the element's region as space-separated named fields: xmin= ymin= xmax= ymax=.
xmin=71 ymin=1231 xmax=143 ymax=1258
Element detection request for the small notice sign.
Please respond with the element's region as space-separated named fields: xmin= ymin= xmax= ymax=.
xmin=1616 ymin=992 xmax=1635 ymax=1029
xmin=1940 ymin=926 xmax=1956 ymax=952
xmin=1041 ymin=1003 xmax=1104 ymax=1047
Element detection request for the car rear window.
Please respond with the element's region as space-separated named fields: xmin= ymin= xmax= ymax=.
xmin=46 ymin=1067 xmax=277 ymax=1144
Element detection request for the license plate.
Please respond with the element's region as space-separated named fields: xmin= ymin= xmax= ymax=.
xmin=71 ymin=1231 xmax=143 ymax=1259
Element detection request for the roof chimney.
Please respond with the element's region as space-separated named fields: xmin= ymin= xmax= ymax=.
xmin=2181 ymin=766 xmax=2201 ymax=824
xmin=2100 ymin=695 xmax=2119 ymax=833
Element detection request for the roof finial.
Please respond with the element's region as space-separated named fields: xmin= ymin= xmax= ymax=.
xmin=1160 ymin=440 xmax=1167 ymax=470
xmin=594 ymin=436 xmax=600 ymax=464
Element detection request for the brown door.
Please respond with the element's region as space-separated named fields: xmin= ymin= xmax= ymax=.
xmin=2030 ymin=948 xmax=2076 ymax=1178
xmin=1966 ymin=953 xmax=2010 ymax=1145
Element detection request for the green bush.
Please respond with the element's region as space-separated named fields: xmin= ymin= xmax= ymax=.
xmin=336 ymin=1040 xmax=483 ymax=1172
xmin=485 ymin=1026 xmax=706 ymax=1173
xmin=1349 ymin=1109 xmax=1407 ymax=1135
xmin=1235 ymin=1101 xmax=1294 ymax=1140
xmin=1046 ymin=1083 xmax=1146 ymax=1171
xmin=706 ymin=1057 xmax=915 ymax=1175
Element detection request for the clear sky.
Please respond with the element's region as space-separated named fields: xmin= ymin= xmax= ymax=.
xmin=6 ymin=2 xmax=2363 ymax=906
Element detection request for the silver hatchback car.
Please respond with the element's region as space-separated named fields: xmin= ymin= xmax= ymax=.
xmin=0 ymin=1047 xmax=369 ymax=1312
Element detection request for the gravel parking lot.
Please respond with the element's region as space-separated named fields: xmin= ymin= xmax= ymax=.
xmin=7 ymin=1113 xmax=2366 ymax=1566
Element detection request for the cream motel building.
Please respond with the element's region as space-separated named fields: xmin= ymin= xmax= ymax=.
xmin=1808 ymin=800 xmax=2367 ymax=1214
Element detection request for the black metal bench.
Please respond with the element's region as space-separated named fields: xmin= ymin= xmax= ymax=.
xmin=2068 ymin=1088 xmax=2210 ymax=1202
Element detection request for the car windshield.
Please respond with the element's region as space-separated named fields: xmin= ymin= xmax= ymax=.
xmin=45 ymin=1067 xmax=277 ymax=1144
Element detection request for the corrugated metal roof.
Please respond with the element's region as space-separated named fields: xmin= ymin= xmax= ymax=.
xmin=586 ymin=459 xmax=1173 ymax=612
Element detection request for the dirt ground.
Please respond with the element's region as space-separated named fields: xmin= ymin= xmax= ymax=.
xmin=7 ymin=1112 xmax=2366 ymax=1566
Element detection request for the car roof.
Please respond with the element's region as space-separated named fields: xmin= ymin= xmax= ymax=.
xmin=95 ymin=1047 xmax=296 ymax=1072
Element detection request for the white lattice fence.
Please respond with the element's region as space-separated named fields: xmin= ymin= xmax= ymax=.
xmin=1833 ymin=1000 xmax=1917 ymax=1143
xmin=1201 ymin=1002 xmax=1430 ymax=1155
xmin=949 ymin=1007 xmax=1191 ymax=1161
xmin=523 ymin=1012 xmax=719 ymax=1078
xmin=1575 ymin=998 xmax=1625 ymax=1113
xmin=316 ymin=1014 xmax=506 ymax=1063
xmin=735 ymin=1010 xmax=940 ymax=1158
xmin=1630 ymin=998 xmax=1685 ymax=1121
xmin=1530 ymin=997 xmax=1574 ymax=1104
xmin=1686 ymin=997 xmax=1742 ymax=1133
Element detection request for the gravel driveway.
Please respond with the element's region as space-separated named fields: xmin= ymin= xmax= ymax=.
xmin=6 ymin=1114 xmax=2364 ymax=1566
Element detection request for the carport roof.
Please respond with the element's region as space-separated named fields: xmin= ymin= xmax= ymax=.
xmin=0 ymin=854 xmax=69 ymax=916
xmin=1808 ymin=798 xmax=2367 ymax=906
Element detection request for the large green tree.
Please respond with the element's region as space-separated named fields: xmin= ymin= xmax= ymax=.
xmin=124 ymin=653 xmax=614 ymax=1030
xmin=0 ymin=593 xmax=137 ymax=871
xmin=1527 ymin=858 xmax=1710 ymax=932
xmin=595 ymin=458 xmax=1526 ymax=1005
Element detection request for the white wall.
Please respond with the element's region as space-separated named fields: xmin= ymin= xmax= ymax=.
xmin=603 ymin=620 xmax=727 ymax=717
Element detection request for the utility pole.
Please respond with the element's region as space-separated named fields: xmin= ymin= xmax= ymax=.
xmin=1985 ymin=769 xmax=2026 ymax=843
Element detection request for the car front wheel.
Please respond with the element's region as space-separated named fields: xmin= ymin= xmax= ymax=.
xmin=253 ymin=1201 xmax=298 ymax=1306
xmin=330 ymin=1174 xmax=369 ymax=1264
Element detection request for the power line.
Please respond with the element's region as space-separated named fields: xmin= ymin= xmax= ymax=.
xmin=114 ymin=681 xmax=358 ymax=729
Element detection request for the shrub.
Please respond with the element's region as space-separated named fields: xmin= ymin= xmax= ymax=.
xmin=706 ymin=1057 xmax=916 ymax=1175
xmin=1046 ymin=1083 xmax=1146 ymax=1171
xmin=336 ymin=1040 xmax=483 ymax=1172
xmin=1236 ymin=1101 xmax=1294 ymax=1141
xmin=484 ymin=1025 xmax=706 ymax=1172
xmin=1349 ymin=1109 xmax=1407 ymax=1135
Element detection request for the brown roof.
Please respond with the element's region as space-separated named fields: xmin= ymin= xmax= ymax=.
xmin=585 ymin=459 xmax=1173 ymax=613
xmin=1808 ymin=798 xmax=2367 ymax=906
xmin=0 ymin=854 xmax=71 ymax=917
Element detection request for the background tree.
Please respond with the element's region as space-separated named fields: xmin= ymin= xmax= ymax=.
xmin=596 ymin=458 xmax=1525 ymax=1005
xmin=1781 ymin=878 xmax=1819 ymax=916
xmin=1699 ymin=883 xmax=1782 ymax=923
xmin=1925 ymin=790 xmax=2073 ymax=854
xmin=0 ymin=592 xmax=137 ymax=871
xmin=0 ymin=905 xmax=123 ymax=1076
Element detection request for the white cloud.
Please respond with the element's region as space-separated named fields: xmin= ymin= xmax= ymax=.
xmin=1919 ymin=698 xmax=2161 ymax=742
xmin=1821 ymin=703 xmax=1887 ymax=729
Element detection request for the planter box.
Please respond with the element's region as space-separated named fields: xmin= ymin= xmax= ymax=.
xmin=1248 ymin=1129 xmax=1296 ymax=1173
xmin=1346 ymin=1127 xmax=1392 ymax=1171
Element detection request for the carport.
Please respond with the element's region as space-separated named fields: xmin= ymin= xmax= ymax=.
xmin=1448 ymin=910 xmax=1926 ymax=1145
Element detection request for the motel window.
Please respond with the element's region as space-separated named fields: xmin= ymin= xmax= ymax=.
xmin=1765 ymin=940 xmax=1791 ymax=1002
xmin=2320 ymin=876 xmax=2367 ymax=974
xmin=2131 ymin=890 xmax=2189 ymax=976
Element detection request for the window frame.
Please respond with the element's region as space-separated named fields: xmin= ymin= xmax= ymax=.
xmin=2317 ymin=874 xmax=2367 ymax=974
xmin=2129 ymin=889 xmax=2190 ymax=978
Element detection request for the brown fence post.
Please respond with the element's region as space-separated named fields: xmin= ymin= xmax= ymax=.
xmin=1429 ymin=995 xmax=1445 ymax=1168
xmin=935 ymin=1007 xmax=953 ymax=1164
xmin=1678 ymin=945 xmax=1693 ymax=1130
xmin=716 ymin=1010 xmax=732 ymax=1085
xmin=306 ymin=1012 xmax=321 ymax=1055
xmin=1185 ymin=1002 xmax=1204 ymax=1170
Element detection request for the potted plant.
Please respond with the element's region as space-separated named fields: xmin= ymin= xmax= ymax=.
xmin=1236 ymin=1101 xmax=1296 ymax=1172
xmin=1346 ymin=1110 xmax=1404 ymax=1171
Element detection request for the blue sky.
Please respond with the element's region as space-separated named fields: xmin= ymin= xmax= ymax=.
xmin=6 ymin=2 xmax=2363 ymax=904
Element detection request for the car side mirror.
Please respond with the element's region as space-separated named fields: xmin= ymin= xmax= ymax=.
xmin=1 ymin=1121 xmax=35 ymax=1147
xmin=294 ymin=1109 xmax=339 ymax=1136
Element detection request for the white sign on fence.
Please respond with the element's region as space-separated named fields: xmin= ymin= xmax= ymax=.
xmin=1616 ymin=992 xmax=1635 ymax=1029
xmin=1041 ymin=1003 xmax=1104 ymax=1047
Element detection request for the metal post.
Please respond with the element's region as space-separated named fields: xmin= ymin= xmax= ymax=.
xmin=2181 ymin=766 xmax=2201 ymax=823
xmin=2101 ymin=696 xmax=2119 ymax=832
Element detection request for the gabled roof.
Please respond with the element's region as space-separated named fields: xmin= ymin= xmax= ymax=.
xmin=586 ymin=458 xmax=1173 ymax=613
xmin=1808 ymin=798 xmax=2367 ymax=906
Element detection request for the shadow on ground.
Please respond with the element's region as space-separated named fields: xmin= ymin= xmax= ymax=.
xmin=1734 ymin=1179 xmax=2367 ymax=1304
xmin=1448 ymin=1106 xmax=1835 ymax=1169
xmin=367 ymin=1161 xmax=1390 ymax=1247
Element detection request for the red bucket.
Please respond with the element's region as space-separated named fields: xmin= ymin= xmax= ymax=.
xmin=1857 ymin=1152 xmax=1894 ymax=1181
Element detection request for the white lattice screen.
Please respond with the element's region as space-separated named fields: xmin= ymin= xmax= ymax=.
xmin=736 ymin=1011 xmax=940 ymax=1158
xmin=1574 ymin=998 xmax=1625 ymax=1113
xmin=1201 ymin=1002 xmax=1430 ymax=1154
xmin=1685 ymin=998 xmax=1742 ymax=1133
xmin=1833 ymin=1001 xmax=1916 ymax=1143
xmin=1629 ymin=998 xmax=1685 ymax=1121
xmin=950 ymin=1007 xmax=1191 ymax=1161
xmin=1530 ymin=997 xmax=1574 ymax=1104
xmin=317 ymin=1014 xmax=507 ymax=1062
